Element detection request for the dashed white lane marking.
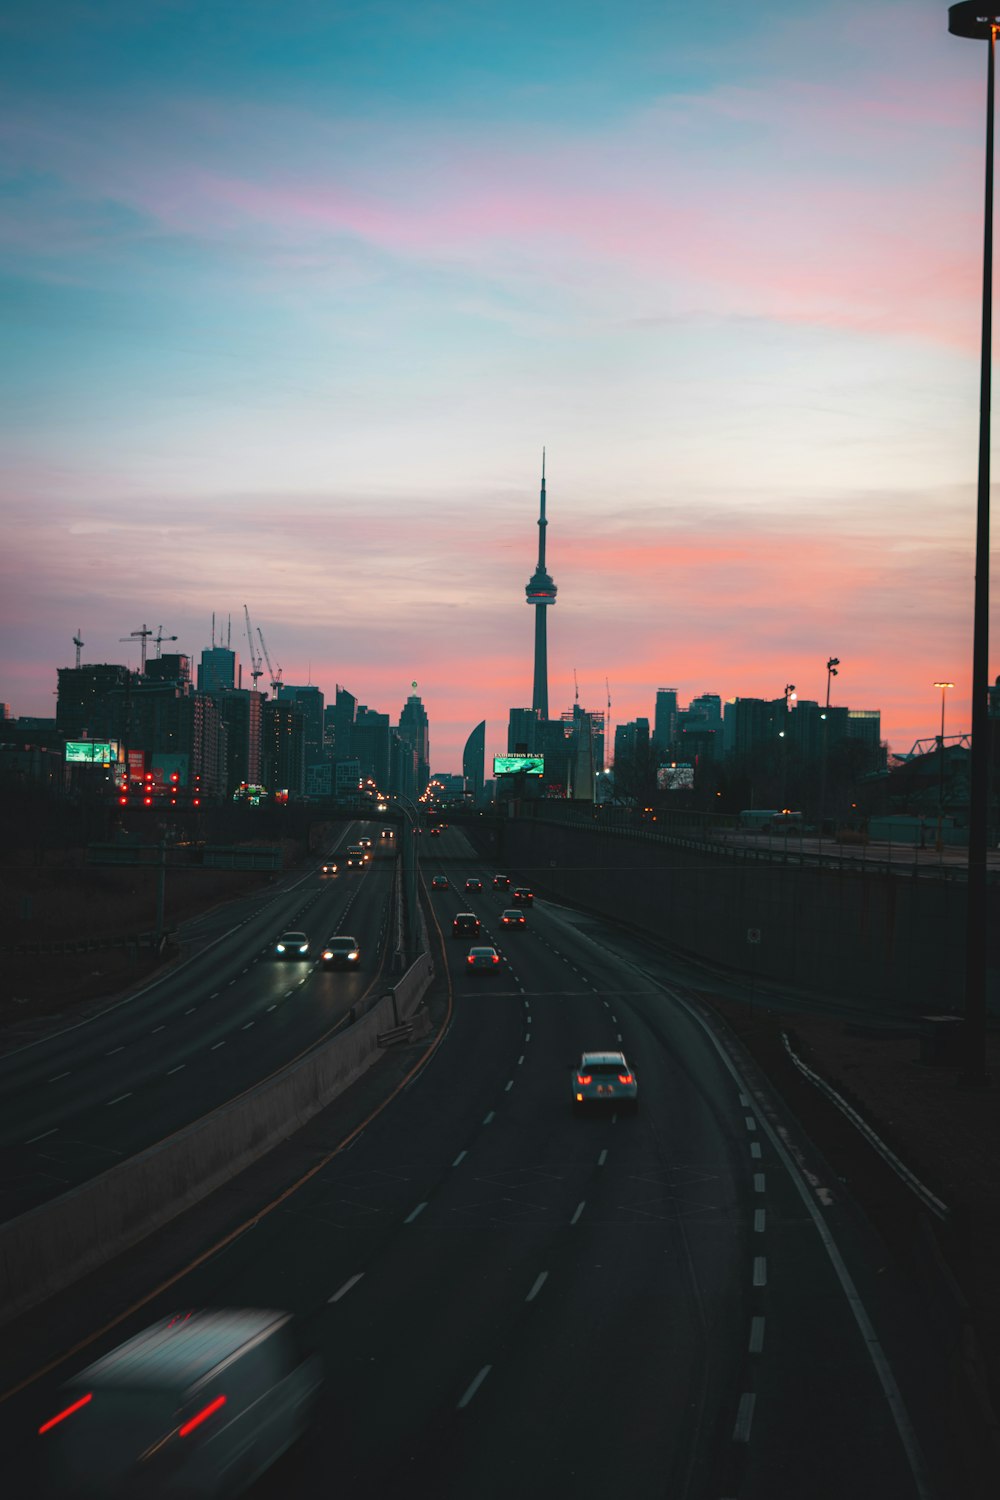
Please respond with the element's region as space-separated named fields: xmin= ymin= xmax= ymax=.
xmin=457 ymin=1365 xmax=492 ymax=1410
xmin=745 ymin=1116 xmax=757 ymax=1131
xmin=47 ymin=1072 xmax=71 ymax=1083
xmin=227 ymin=979 xmax=236 ymax=986
xmin=752 ymin=1256 xmax=767 ymax=1287
xmin=184 ymin=1008 xmax=197 ymax=1015
xmin=525 ymin=1033 xmax=531 ymax=1043
xmin=452 ymin=1150 xmax=467 ymax=1167
xmin=749 ymin=1316 xmax=766 ymax=1354
xmin=241 ymin=1021 xmax=255 ymax=1030
xmin=167 ymin=1063 xmax=185 ymax=1075
xmin=210 ymin=992 xmax=220 ymax=999
xmin=105 ymin=1047 xmax=124 ymax=1057
xmin=754 ymin=1173 xmax=766 ymax=1192
xmin=504 ymin=1080 xmax=513 ymax=1092
xmin=526 ymin=1015 xmax=532 ymax=1024
xmin=597 ymin=1149 xmax=608 ymax=1166
xmin=611 ymin=1014 xmax=618 ymax=1023
xmin=241 ymin=968 xmax=248 ymax=974
xmin=284 ymin=989 xmax=294 ymax=997
xmin=266 ymin=1003 xmax=277 ymax=1012
xmin=106 ymin=1092 xmax=133 ymax=1106
xmin=404 ymin=1202 xmax=427 ymax=1224
xmin=517 ymin=1054 xmax=524 ymax=1065
xmin=26 ymin=1128 xmax=58 ymax=1143
xmin=526 ymin=1272 xmax=548 ymax=1302
xmin=754 ymin=1209 xmax=766 ymax=1233
xmin=483 ymin=1111 xmax=495 ymax=1125
xmin=571 ymin=1201 xmax=586 ymax=1224
xmin=211 ymin=1041 xmax=225 ymax=1050
xmin=616 ymin=1033 xmax=622 ymax=1042
xmin=750 ymin=1141 xmax=762 ymax=1159
xmin=733 ymin=1392 xmax=756 ymax=1442
xmin=739 ymin=1092 xmax=750 ymax=1107
xmin=152 ymin=1025 xmax=165 ymax=1034
xmin=329 ymin=1272 xmax=365 ymax=1303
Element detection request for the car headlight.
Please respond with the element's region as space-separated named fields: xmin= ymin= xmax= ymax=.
xmin=276 ymin=944 xmax=285 ymax=952
xmin=299 ymin=945 xmax=308 ymax=953
xmin=348 ymin=950 xmax=359 ymax=960
xmin=322 ymin=950 xmax=333 ymax=960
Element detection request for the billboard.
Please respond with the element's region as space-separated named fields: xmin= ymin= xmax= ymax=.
xmin=66 ymin=741 xmax=118 ymax=764
xmin=657 ymin=762 xmax=695 ymax=791
xmin=493 ymin=755 xmax=544 ymax=776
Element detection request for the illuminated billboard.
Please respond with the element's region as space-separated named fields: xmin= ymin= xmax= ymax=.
xmin=493 ymin=755 xmax=544 ymax=776
xmin=66 ymin=741 xmax=118 ymax=764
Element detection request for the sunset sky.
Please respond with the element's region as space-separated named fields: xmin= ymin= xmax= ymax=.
xmin=1 ymin=0 xmax=996 ymax=768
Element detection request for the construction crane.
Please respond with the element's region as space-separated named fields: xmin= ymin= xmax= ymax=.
xmin=120 ymin=623 xmax=153 ymax=672
xmin=153 ymin=626 xmax=177 ymax=658
xmin=72 ymin=629 xmax=84 ymax=670
xmin=243 ymin=605 xmax=264 ymax=689
xmin=257 ymin=627 xmax=282 ymax=695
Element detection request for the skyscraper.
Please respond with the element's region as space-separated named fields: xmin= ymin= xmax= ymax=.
xmin=398 ymin=692 xmax=430 ymax=793
xmin=463 ymin=720 xmax=486 ymax=804
xmin=525 ymin=451 xmax=557 ymax=718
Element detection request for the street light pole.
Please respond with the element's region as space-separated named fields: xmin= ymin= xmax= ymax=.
xmin=819 ymin=657 xmax=839 ymax=848
xmin=948 ymin=4 xmax=995 ymax=1085
xmin=933 ymin=680 xmax=955 ymax=855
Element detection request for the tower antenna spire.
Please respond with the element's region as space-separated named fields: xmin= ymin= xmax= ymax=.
xmin=526 ymin=451 xmax=557 ymax=719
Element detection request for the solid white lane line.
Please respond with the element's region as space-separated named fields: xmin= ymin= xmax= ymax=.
xmin=754 ymin=1173 xmax=766 ymax=1192
xmin=106 ymin=1093 xmax=132 ymax=1106
xmin=241 ymin=1022 xmax=254 ymax=1030
xmin=105 ymin=1047 xmax=124 ymax=1057
xmin=505 ymin=1080 xmax=513 ymax=1092
xmin=753 ymin=1256 xmax=767 ymax=1287
xmin=754 ymin=1209 xmax=766 ymax=1233
xmin=597 ymin=1149 xmax=608 ymax=1166
xmin=483 ymin=1111 xmax=495 ymax=1125
xmin=452 ymin=1150 xmax=467 ymax=1167
xmin=167 ymin=1064 xmax=186 ymax=1076
xmin=47 ymin=1072 xmax=71 ymax=1083
xmin=733 ymin=1392 xmax=756 ymax=1443
xmin=750 ymin=1141 xmax=762 ymax=1159
xmin=749 ymin=1316 xmax=766 ymax=1354
xmin=457 ymin=1365 xmax=492 ymax=1410
xmin=404 ymin=1202 xmax=427 ymax=1224
xmin=526 ymin=1272 xmax=548 ymax=1302
xmin=152 ymin=1025 xmax=165 ymax=1033
xmin=211 ymin=1041 xmax=225 ymax=1050
xmin=571 ymin=1201 xmax=586 ymax=1224
xmin=745 ymin=1116 xmax=757 ymax=1131
xmin=26 ymin=1128 xmax=58 ymax=1144
xmin=328 ymin=1273 xmax=364 ymax=1303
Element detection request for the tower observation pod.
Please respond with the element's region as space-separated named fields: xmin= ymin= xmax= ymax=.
xmin=525 ymin=450 xmax=557 ymax=719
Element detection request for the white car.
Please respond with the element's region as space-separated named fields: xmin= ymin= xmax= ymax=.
xmin=571 ymin=1051 xmax=638 ymax=1114
xmin=275 ymin=931 xmax=309 ymax=959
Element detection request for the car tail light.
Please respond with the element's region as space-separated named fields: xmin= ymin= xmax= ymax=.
xmin=492 ymin=955 xmax=499 ymax=963
xmin=577 ymin=1074 xmax=592 ymax=1085
xmin=467 ymin=956 xmax=475 ymax=964
xmin=618 ymin=1073 xmax=633 ymax=1084
xmin=39 ymin=1393 xmax=92 ymax=1435
xmin=179 ymin=1394 xmax=227 ymax=1437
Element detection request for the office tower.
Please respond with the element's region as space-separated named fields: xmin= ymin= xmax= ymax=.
xmin=398 ymin=692 xmax=430 ymax=794
xmin=463 ymin=720 xmax=486 ymax=804
xmin=507 ymin=707 xmax=539 ymax=754
xmin=525 ymin=451 xmax=557 ymax=717
xmin=198 ymin=645 xmax=239 ymax=694
xmin=56 ymin=664 xmax=134 ymax=739
xmin=277 ymin=684 xmax=325 ymax=769
xmin=262 ymin=700 xmax=306 ymax=796
xmin=654 ymin=689 xmax=678 ymax=751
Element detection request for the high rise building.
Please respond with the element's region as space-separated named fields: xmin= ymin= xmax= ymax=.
xmin=262 ymin=700 xmax=306 ymax=796
xmin=507 ymin=707 xmax=539 ymax=754
xmin=219 ymin=688 xmax=263 ymax=795
xmin=56 ymin=664 xmax=134 ymax=739
xmin=525 ymin=452 xmax=557 ymax=717
xmin=614 ymin=717 xmax=650 ymax=763
xmin=654 ymin=689 xmax=678 ymax=751
xmin=353 ymin=706 xmax=391 ymax=791
xmin=332 ymin=685 xmax=357 ymax=759
xmin=277 ymin=684 xmax=325 ymax=769
xmin=398 ymin=692 xmax=430 ymax=793
xmin=198 ymin=645 xmax=240 ymax=694
xmin=463 ymin=720 xmax=486 ymax=804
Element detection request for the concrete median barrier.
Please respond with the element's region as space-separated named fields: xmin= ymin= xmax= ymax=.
xmin=0 ymin=951 xmax=433 ymax=1327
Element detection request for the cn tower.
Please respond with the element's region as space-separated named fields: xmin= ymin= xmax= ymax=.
xmin=525 ymin=449 xmax=557 ymax=718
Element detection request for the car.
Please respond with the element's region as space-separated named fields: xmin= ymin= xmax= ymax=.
xmin=429 ymin=827 xmax=442 ymax=837
xmin=346 ymin=845 xmax=366 ymax=868
xmin=431 ymin=875 xmax=449 ymax=891
xmin=500 ymin=908 xmax=526 ymax=928
xmin=320 ymin=859 xmax=338 ymax=875
xmin=492 ymin=874 xmax=511 ymax=890
xmin=322 ymin=935 xmax=360 ymax=969
xmin=452 ymin=912 xmax=481 ymax=939
xmin=465 ymin=877 xmax=483 ymax=893
xmin=571 ymin=1051 xmax=638 ymax=1114
xmin=358 ymin=836 xmax=373 ymax=849
xmin=511 ymin=886 xmax=534 ymax=906
xmin=39 ymin=1307 xmax=322 ymax=1499
xmin=380 ymin=828 xmax=394 ymax=839
xmin=275 ymin=931 xmax=309 ymax=959
xmin=467 ymin=945 xmax=501 ymax=973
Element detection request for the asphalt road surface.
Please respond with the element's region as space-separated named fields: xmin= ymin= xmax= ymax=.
xmin=2 ymin=826 xmax=954 ymax=1498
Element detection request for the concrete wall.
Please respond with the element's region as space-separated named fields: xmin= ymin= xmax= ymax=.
xmin=470 ymin=816 xmax=998 ymax=1014
xmin=0 ymin=952 xmax=433 ymax=1326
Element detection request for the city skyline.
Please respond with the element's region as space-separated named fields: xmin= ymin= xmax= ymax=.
xmin=2 ymin=1 xmax=995 ymax=766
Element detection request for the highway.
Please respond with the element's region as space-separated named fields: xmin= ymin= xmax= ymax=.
xmin=0 ymin=824 xmax=395 ymax=1220
xmin=3 ymin=825 xmax=955 ymax=1497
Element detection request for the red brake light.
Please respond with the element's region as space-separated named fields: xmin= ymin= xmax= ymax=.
xmin=618 ymin=1073 xmax=633 ymax=1084
xmin=467 ymin=956 xmax=475 ymax=964
xmin=179 ymin=1394 xmax=227 ymax=1437
xmin=39 ymin=1393 xmax=92 ymax=1435
xmin=577 ymin=1074 xmax=592 ymax=1085
xmin=492 ymin=955 xmax=499 ymax=963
